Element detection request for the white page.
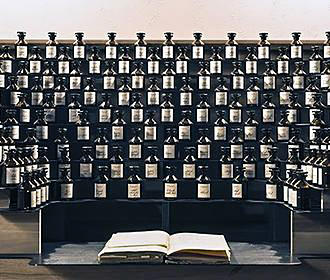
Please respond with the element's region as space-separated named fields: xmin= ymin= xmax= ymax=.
xmin=168 ymin=233 xmax=230 ymax=256
xmin=98 ymin=245 xmax=168 ymax=258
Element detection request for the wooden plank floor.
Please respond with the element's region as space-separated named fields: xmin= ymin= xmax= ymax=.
xmin=1 ymin=258 xmax=330 ymax=280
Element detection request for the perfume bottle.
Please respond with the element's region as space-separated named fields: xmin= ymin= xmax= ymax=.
xmin=128 ymin=128 xmax=143 ymax=159
xmin=144 ymin=110 xmax=157 ymax=141
xmin=16 ymin=93 xmax=30 ymax=123
xmin=83 ymin=77 xmax=97 ymax=106
xmin=197 ymin=166 xmax=211 ymax=200
xmin=209 ymin=47 xmax=222 ymax=74
xmin=214 ymin=77 xmax=228 ymax=106
xmin=225 ymin=32 xmax=238 ymax=59
xmin=105 ymin=32 xmax=118 ymax=59
xmin=265 ymin=167 xmax=283 ymax=200
xmin=162 ymin=32 xmax=175 ymax=59
xmin=163 ymin=128 xmax=178 ymax=159
xmin=196 ymin=128 xmax=211 ymax=159
xmin=243 ymin=147 xmax=257 ymax=179
xmin=231 ymin=61 xmax=244 ymax=90
xmin=147 ymin=78 xmax=160 ymax=106
xmin=245 ymin=47 xmax=257 ymax=74
xmin=324 ymin=31 xmax=330 ymax=59
xmin=279 ymin=77 xmax=293 ymax=106
xmin=309 ymin=110 xmax=325 ymax=141
xmin=58 ymin=168 xmax=74 ymax=201
xmin=42 ymin=93 xmax=56 ymax=123
xmin=54 ymin=128 xmax=70 ymax=159
xmin=257 ymin=32 xmax=270 ymax=59
xmin=277 ymin=111 xmax=290 ymax=141
xmin=246 ymin=77 xmax=260 ymax=106
xmin=16 ymin=61 xmax=29 ymax=89
xmin=214 ymin=110 xmax=228 ymax=141
xmin=89 ymin=46 xmax=101 ymax=74
xmin=162 ymin=62 xmax=175 ymax=89
xmin=4 ymin=110 xmax=19 ymax=140
xmin=37 ymin=147 xmax=50 ymax=179
xmin=131 ymin=62 xmax=145 ymax=89
xmin=117 ymin=77 xmax=131 ymax=106
xmin=219 ymin=147 xmax=233 ymax=179
xmin=69 ymin=61 xmax=82 ymax=90
xmin=292 ymin=61 xmax=305 ymax=90
xmin=19 ymin=172 xmax=35 ymax=210
xmin=290 ymin=32 xmax=303 ymax=59
xmin=29 ymin=46 xmax=42 ymax=74
xmin=230 ymin=128 xmax=243 ymax=159
xmin=263 ymin=61 xmax=276 ymax=90
xmin=118 ymin=47 xmax=132 ymax=74
xmin=103 ymin=61 xmax=117 ymax=90
xmin=183 ymin=147 xmax=196 ymax=179
xmin=7 ymin=76 xmax=20 ymax=106
xmin=309 ymin=129 xmax=323 ymax=150
xmin=58 ymin=46 xmax=71 ymax=75
xmin=147 ymin=47 xmax=160 ymax=74
xmin=179 ymin=77 xmax=193 ymax=106
xmin=196 ymin=94 xmax=210 ymax=123
xmin=15 ymin=31 xmax=28 ymax=59
xmin=45 ymin=32 xmax=58 ymax=59
xmin=198 ymin=61 xmax=210 ymax=90
xmin=68 ymin=93 xmax=81 ymax=123
xmin=291 ymin=171 xmax=312 ymax=210
xmin=112 ymin=110 xmax=126 ymax=141
xmin=73 ymin=32 xmax=86 ymax=59
xmin=94 ymin=128 xmax=109 ymax=160
xmin=176 ymin=47 xmax=189 ymax=74
xmin=261 ymin=93 xmax=275 ymax=123
xmin=2 ymin=149 xmax=20 ymax=186
xmin=76 ymin=110 xmax=90 ymax=141
xmin=0 ymin=46 xmax=14 ymax=73
xmin=160 ymin=93 xmax=174 ymax=123
xmin=276 ymin=47 xmax=289 ymax=74
xmin=94 ymin=166 xmax=109 ymax=199
xmin=286 ymin=148 xmax=301 ymax=178
xmin=164 ymin=166 xmax=178 ymax=200
xmin=43 ymin=62 xmax=56 ymax=92
xmin=244 ymin=111 xmax=258 ymax=141
xmin=22 ymin=128 xmax=39 ymax=159
xmin=309 ymin=46 xmax=323 ymax=74
xmin=127 ymin=166 xmax=142 ymax=199
xmin=287 ymin=93 xmax=302 ymax=123
xmin=229 ymin=93 xmax=242 ymax=123
xmin=79 ymin=146 xmax=93 ymax=179
xmin=178 ymin=110 xmax=193 ymax=141
xmin=264 ymin=147 xmax=281 ymax=179
xmin=57 ymin=147 xmax=71 ymax=178
xmin=135 ymin=32 xmax=147 ymax=59
xmin=192 ymin=32 xmax=204 ymax=59
xmin=232 ymin=166 xmax=247 ymax=199
xmin=260 ymin=128 xmax=275 ymax=160
xmin=99 ymin=93 xmax=112 ymax=123
xmin=145 ymin=147 xmax=159 ymax=179
xmin=321 ymin=61 xmax=330 ymax=89
xmin=309 ymin=92 xmax=326 ymax=122
xmin=54 ymin=77 xmax=68 ymax=106
xmin=110 ymin=146 xmax=124 ymax=179
xmin=130 ymin=93 xmax=144 ymax=123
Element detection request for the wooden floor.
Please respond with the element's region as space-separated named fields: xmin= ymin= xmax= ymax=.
xmin=1 ymin=258 xmax=330 ymax=280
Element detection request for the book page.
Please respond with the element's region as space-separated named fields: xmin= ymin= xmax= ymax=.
xmin=168 ymin=232 xmax=230 ymax=256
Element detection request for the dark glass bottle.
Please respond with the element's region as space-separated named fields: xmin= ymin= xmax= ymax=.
xmin=37 ymin=147 xmax=50 ymax=179
xmin=22 ymin=128 xmax=39 ymax=160
xmin=265 ymin=167 xmax=283 ymax=201
xmin=246 ymin=77 xmax=260 ymax=106
xmin=118 ymin=47 xmax=132 ymax=74
xmin=244 ymin=111 xmax=258 ymax=141
xmin=79 ymin=146 xmax=93 ymax=179
xmin=144 ymin=110 xmax=157 ymax=141
xmin=42 ymin=61 xmax=56 ymax=89
xmin=324 ymin=31 xmax=330 ymax=59
xmin=292 ymin=61 xmax=305 ymax=90
xmin=54 ymin=77 xmax=68 ymax=106
xmin=19 ymin=172 xmax=35 ymax=210
xmin=290 ymin=32 xmax=303 ymax=59
xmin=183 ymin=147 xmax=196 ymax=179
xmin=57 ymin=147 xmax=71 ymax=179
xmin=305 ymin=76 xmax=319 ymax=107
xmin=309 ymin=92 xmax=326 ymax=122
xmin=147 ymin=47 xmax=160 ymax=75
xmin=58 ymin=46 xmax=71 ymax=74
xmin=232 ymin=166 xmax=247 ymax=199
xmin=162 ymin=62 xmax=175 ymax=89
xmin=129 ymin=128 xmax=143 ymax=159
xmin=54 ymin=128 xmax=69 ymax=159
xmin=30 ymin=76 xmax=43 ymax=106
xmin=209 ymin=47 xmax=222 ymax=74
xmin=260 ymin=128 xmax=275 ymax=160
xmin=243 ymin=147 xmax=257 ymax=179
xmin=4 ymin=109 xmax=19 ymax=140
xmin=276 ymin=47 xmax=289 ymax=75
xmin=130 ymin=93 xmax=144 ymax=123
xmin=83 ymin=77 xmax=97 ymax=106
xmin=112 ymin=110 xmax=126 ymax=141
xmin=196 ymin=128 xmax=211 ymax=160
xmin=219 ymin=147 xmax=233 ymax=179
xmin=263 ymin=61 xmax=276 ymax=90
xmin=178 ymin=110 xmax=193 ymax=141
xmin=310 ymin=110 xmax=325 ymax=141
xmin=135 ymin=32 xmax=147 ymax=59
xmin=162 ymin=32 xmax=175 ymax=59
xmin=76 ymin=110 xmax=90 ymax=141
xmin=94 ymin=128 xmax=109 ymax=160
xmin=264 ymin=147 xmax=281 ymax=179
xmin=29 ymin=46 xmax=42 ymax=74
xmin=198 ymin=61 xmax=210 ymax=90
xmin=321 ymin=61 xmax=330 ymax=89
xmin=0 ymin=46 xmax=14 ymax=74
xmin=69 ymin=61 xmax=82 ymax=90
xmin=288 ymin=128 xmax=304 ymax=159
xmin=286 ymin=148 xmax=301 ymax=179
xmin=147 ymin=78 xmax=160 ymax=106
xmin=89 ymin=46 xmax=101 ymax=75
xmin=231 ymin=61 xmax=244 ymax=90
xmin=94 ymin=166 xmax=109 ymax=199
xmin=45 ymin=32 xmax=58 ymax=59
xmin=290 ymin=171 xmax=311 ymax=210
xmin=245 ymin=47 xmax=257 ymax=74
xmin=16 ymin=61 xmax=29 ymax=89
xmin=73 ymin=32 xmax=86 ymax=59
xmin=163 ymin=128 xmax=178 ymax=160
xmin=197 ymin=166 xmax=211 ymax=200
xmin=225 ymin=32 xmax=238 ymax=59
xmin=179 ymin=77 xmax=193 ymax=106
xmin=214 ymin=110 xmax=228 ymax=141
xmin=309 ymin=46 xmax=323 ymax=74
xmin=98 ymin=93 xmax=112 ymax=123
xmin=176 ymin=47 xmax=189 ymax=74
xmin=2 ymin=149 xmax=20 ymax=186
xmin=287 ymin=93 xmax=302 ymax=124
xmin=131 ymin=62 xmax=145 ymax=89
xmin=160 ymin=93 xmax=174 ymax=123
xmin=257 ymin=32 xmax=270 ymax=59
xmin=15 ymin=31 xmax=28 ymax=59
xmin=105 ymin=32 xmax=118 ymax=59
xmin=110 ymin=146 xmax=124 ymax=179
xmin=229 ymin=93 xmax=242 ymax=123
xmin=58 ymin=168 xmax=74 ymax=201
xmin=163 ymin=166 xmax=178 ymax=200
xmin=230 ymin=128 xmax=243 ymax=160
xmin=192 ymin=32 xmax=204 ymax=59
xmin=214 ymin=77 xmax=228 ymax=106
xmin=7 ymin=76 xmax=20 ymax=106
xmin=145 ymin=147 xmax=159 ymax=179
xmin=103 ymin=61 xmax=117 ymax=90
xmin=16 ymin=93 xmax=30 ymax=123
xmin=277 ymin=111 xmax=290 ymax=141
xmin=127 ymin=166 xmax=142 ymax=199
xmin=42 ymin=92 xmax=56 ymax=123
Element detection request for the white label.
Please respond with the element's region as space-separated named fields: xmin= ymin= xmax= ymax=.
xmin=305 ymin=91 xmax=315 ymax=106
xmin=264 ymin=76 xmax=276 ymax=90
xmin=277 ymin=126 xmax=289 ymax=140
xmin=89 ymin=61 xmax=100 ymax=74
xmin=198 ymin=144 xmax=210 ymax=159
xmin=118 ymin=61 xmax=130 ymax=74
xmin=266 ymin=184 xmax=277 ymax=199
xmin=46 ymin=46 xmax=57 ymax=58
xmin=312 ymin=166 xmax=318 ymax=184
xmin=31 ymin=191 xmax=36 ymax=208
xmin=5 ymin=167 xmax=20 ymax=184
xmin=43 ymin=76 xmax=55 ymax=89
xmin=54 ymin=92 xmax=66 ymax=106
xmin=232 ymin=183 xmax=243 ymax=198
xmin=291 ymin=45 xmax=302 ymax=58
xmin=17 ymin=75 xmax=28 ymax=88
xmin=128 ymin=183 xmax=141 ymax=199
xmin=309 ymin=60 xmax=321 ymax=73
xmin=145 ymin=163 xmax=158 ymax=178
xmin=161 ymin=108 xmax=173 ymax=122
xmin=118 ymin=92 xmax=130 ymax=106
xmin=176 ymin=61 xmax=188 ymax=74
xmin=99 ymin=109 xmax=111 ymax=123
xmin=58 ymin=61 xmax=70 ymax=74
xmin=244 ymin=126 xmax=256 ymax=140
xmin=2 ymin=60 xmax=12 ymax=73
xmin=214 ymin=126 xmax=226 ymax=141
xmin=41 ymin=186 xmax=46 ymax=203
xmin=111 ymin=163 xmax=123 ymax=178
xmin=247 ymin=91 xmax=258 ymax=105
xmin=231 ymin=144 xmax=243 ymax=159
xmin=0 ymin=74 xmax=4 ymax=88
xmin=293 ymin=76 xmax=304 ymax=89
xmin=95 ymin=183 xmax=107 ymax=198
xmin=233 ymin=76 xmax=244 ymax=89
xmin=306 ymin=165 xmax=313 ymax=181
xmin=265 ymin=163 xmax=276 ymax=178
xmin=221 ymin=164 xmax=233 ymax=179
xmin=192 ymin=46 xmax=203 ymax=59
xmin=277 ymin=61 xmax=289 ymax=74
xmin=199 ymin=76 xmax=210 ymax=89
xmin=106 ymin=46 xmax=117 ymax=59
xmin=148 ymin=61 xmax=159 ymax=74
xmin=70 ymin=76 xmax=81 ymax=89
xmin=129 ymin=144 xmax=142 ymax=159
xmin=84 ymin=91 xmax=96 ymax=105
xmin=131 ymin=108 xmax=143 ymax=123
xmin=103 ymin=76 xmax=115 ymax=89
xmin=215 ymin=91 xmax=227 ymax=106
xmin=144 ymin=126 xmax=157 ymax=140
xmin=243 ymin=163 xmax=255 ymax=178
xmin=263 ymin=108 xmax=275 ymax=123
xmin=36 ymin=125 xmax=48 ymax=140
xmin=132 ymin=76 xmax=144 ymax=89
xmin=321 ymin=74 xmax=330 ymax=88
xmin=225 ymin=46 xmax=236 ymax=59
xmin=196 ymin=108 xmax=208 ymax=122
xmin=180 ymin=91 xmax=192 ymax=106
xmin=260 ymin=144 xmax=272 ymax=159
xmin=290 ymin=189 xmax=297 ymax=208
xmin=74 ymin=46 xmax=85 ymax=59
xmin=324 ymin=46 xmax=330 ymax=59
xmin=11 ymin=125 xmax=19 ymax=140
xmin=147 ymin=91 xmax=159 ymax=105
xmin=112 ymin=126 xmax=123 ymax=140
xmin=30 ymin=60 xmax=41 ymax=73
xmin=279 ymin=91 xmax=290 ymax=105
xmin=318 ymin=168 xmax=323 ymax=186
xmin=183 ymin=164 xmax=195 ymax=178
xmin=283 ymin=185 xmax=288 ymax=202
xmin=16 ymin=46 xmax=27 ymax=58
xmin=258 ymin=46 xmax=269 ymax=59
xmin=96 ymin=145 xmax=108 ymax=159
xmin=287 ymin=109 xmax=297 ymax=123
xmin=69 ymin=108 xmax=80 ymax=123
xmin=198 ymin=183 xmax=210 ymax=199
xmin=210 ymin=61 xmax=221 ymax=74
xmin=44 ymin=108 xmax=55 ymax=122
xmin=77 ymin=126 xmax=89 ymax=140
xmin=135 ymin=46 xmax=146 ymax=59
xmin=179 ymin=126 xmax=190 ymax=140
xmin=20 ymin=108 xmax=30 ymax=123
xmin=162 ymin=46 xmax=173 ymax=59
xmin=164 ymin=144 xmax=175 ymax=159
xmin=80 ymin=163 xmax=92 ymax=178
xmin=229 ymin=109 xmax=241 ymax=123
xmin=61 ymin=183 xmax=73 ymax=199
xmin=163 ymin=76 xmax=174 ymax=89
xmin=245 ymin=60 xmax=257 ymax=74
xmin=164 ymin=183 xmax=177 ymax=198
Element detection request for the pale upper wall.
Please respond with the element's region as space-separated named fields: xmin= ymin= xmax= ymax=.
xmin=1 ymin=0 xmax=329 ymax=40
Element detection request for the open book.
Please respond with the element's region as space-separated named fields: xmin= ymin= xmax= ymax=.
xmin=98 ymin=230 xmax=231 ymax=264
